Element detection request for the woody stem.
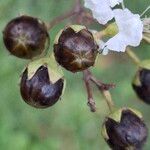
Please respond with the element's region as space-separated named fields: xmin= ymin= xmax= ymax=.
xmin=83 ymin=69 xmax=115 ymax=112
xmin=47 ymin=0 xmax=83 ymax=30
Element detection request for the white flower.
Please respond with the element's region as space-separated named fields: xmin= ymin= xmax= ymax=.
xmin=109 ymin=0 xmax=123 ymax=7
xmin=84 ymin=0 xmax=123 ymax=25
xmin=102 ymin=9 xmax=143 ymax=53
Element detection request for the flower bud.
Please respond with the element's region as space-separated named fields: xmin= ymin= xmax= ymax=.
xmin=102 ymin=108 xmax=148 ymax=150
xmin=3 ymin=15 xmax=49 ymax=59
xmin=132 ymin=60 xmax=150 ymax=104
xmin=54 ymin=25 xmax=98 ymax=72
xmin=20 ymin=57 xmax=65 ymax=108
xmin=103 ymin=22 xmax=118 ymax=37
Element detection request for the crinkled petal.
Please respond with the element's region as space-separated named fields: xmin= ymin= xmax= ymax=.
xmin=103 ymin=33 xmax=127 ymax=52
xmin=92 ymin=6 xmax=114 ymax=25
xmin=96 ymin=39 xmax=109 ymax=55
xmin=84 ymin=0 xmax=114 ymax=25
xmin=109 ymin=0 xmax=123 ymax=7
xmin=84 ymin=0 xmax=96 ymax=9
xmin=114 ymin=9 xmax=143 ymax=46
xmin=103 ymin=9 xmax=143 ymax=53
xmin=102 ymin=46 xmax=109 ymax=55
xmin=84 ymin=0 xmax=91 ymax=8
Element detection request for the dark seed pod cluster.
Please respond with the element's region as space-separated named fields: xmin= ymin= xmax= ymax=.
xmin=54 ymin=25 xmax=98 ymax=72
xmin=3 ymin=15 xmax=49 ymax=59
xmin=2 ymin=14 xmax=149 ymax=149
xmin=20 ymin=57 xmax=65 ymax=108
xmin=102 ymin=108 xmax=148 ymax=150
xmin=132 ymin=60 xmax=150 ymax=104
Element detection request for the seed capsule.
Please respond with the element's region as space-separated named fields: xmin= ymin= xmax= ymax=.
xmin=54 ymin=25 xmax=98 ymax=72
xmin=3 ymin=15 xmax=49 ymax=59
xmin=132 ymin=60 xmax=150 ymax=104
xmin=102 ymin=108 xmax=148 ymax=150
xmin=20 ymin=57 xmax=65 ymax=108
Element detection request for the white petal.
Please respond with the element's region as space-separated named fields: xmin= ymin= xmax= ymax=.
xmin=84 ymin=0 xmax=96 ymax=9
xmin=84 ymin=0 xmax=114 ymax=25
xmin=84 ymin=0 xmax=102 ymax=9
xmin=102 ymin=46 xmax=109 ymax=55
xmin=113 ymin=9 xmax=143 ymax=47
xmin=103 ymin=33 xmax=127 ymax=52
xmin=103 ymin=9 xmax=143 ymax=53
xmin=97 ymin=40 xmax=109 ymax=55
xmin=92 ymin=6 xmax=114 ymax=25
xmin=109 ymin=0 xmax=123 ymax=7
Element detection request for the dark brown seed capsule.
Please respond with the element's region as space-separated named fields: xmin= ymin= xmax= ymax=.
xmin=20 ymin=66 xmax=64 ymax=108
xmin=132 ymin=68 xmax=150 ymax=104
xmin=102 ymin=108 xmax=148 ymax=150
xmin=54 ymin=25 xmax=98 ymax=72
xmin=3 ymin=15 xmax=49 ymax=59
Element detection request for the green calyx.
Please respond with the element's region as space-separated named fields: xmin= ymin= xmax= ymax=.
xmin=133 ymin=59 xmax=150 ymax=86
xmin=101 ymin=123 xmax=109 ymax=140
xmin=54 ymin=29 xmax=63 ymax=44
xmin=103 ymin=22 xmax=119 ymax=37
xmin=132 ymin=70 xmax=141 ymax=86
xmin=69 ymin=25 xmax=86 ymax=33
xmin=24 ymin=54 xmax=64 ymax=84
xmin=54 ymin=25 xmax=86 ymax=44
xmin=108 ymin=107 xmax=142 ymax=123
xmin=102 ymin=107 xmax=143 ymax=140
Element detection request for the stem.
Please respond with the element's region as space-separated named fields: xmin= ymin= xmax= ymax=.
xmin=140 ymin=5 xmax=150 ymax=17
xmin=47 ymin=0 xmax=83 ymax=30
xmin=90 ymin=73 xmax=115 ymax=112
xmin=94 ymin=31 xmax=106 ymax=40
xmin=143 ymin=35 xmax=150 ymax=43
xmin=82 ymin=69 xmax=115 ymax=112
xmin=121 ymin=1 xmax=125 ymax=9
xmin=101 ymin=90 xmax=114 ymax=112
xmin=90 ymin=75 xmax=115 ymax=91
xmin=83 ymin=70 xmax=96 ymax=112
xmin=126 ymin=48 xmax=141 ymax=66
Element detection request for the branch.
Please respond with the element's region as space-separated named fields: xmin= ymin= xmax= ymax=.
xmin=101 ymin=90 xmax=114 ymax=112
xmin=83 ymin=70 xmax=96 ymax=112
xmin=83 ymin=69 xmax=115 ymax=112
xmin=47 ymin=0 xmax=83 ymax=30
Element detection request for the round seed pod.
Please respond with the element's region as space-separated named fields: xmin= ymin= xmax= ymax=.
xmin=102 ymin=108 xmax=148 ymax=150
xmin=54 ymin=25 xmax=98 ymax=72
xmin=132 ymin=60 xmax=150 ymax=104
xmin=3 ymin=15 xmax=49 ymax=59
xmin=20 ymin=57 xmax=65 ymax=108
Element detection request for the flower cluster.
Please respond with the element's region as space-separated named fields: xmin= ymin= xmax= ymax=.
xmin=84 ymin=0 xmax=143 ymax=54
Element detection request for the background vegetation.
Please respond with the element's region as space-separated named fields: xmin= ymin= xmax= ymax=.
xmin=0 ymin=0 xmax=149 ymax=149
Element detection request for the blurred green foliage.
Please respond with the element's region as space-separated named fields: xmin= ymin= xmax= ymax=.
xmin=0 ymin=0 xmax=150 ymax=149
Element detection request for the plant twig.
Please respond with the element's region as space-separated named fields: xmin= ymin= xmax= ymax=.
xmin=101 ymin=90 xmax=114 ymax=112
xmin=47 ymin=0 xmax=83 ymax=30
xmin=126 ymin=48 xmax=141 ymax=66
xmin=83 ymin=70 xmax=96 ymax=112
xmin=140 ymin=5 xmax=150 ymax=17
xmin=143 ymin=35 xmax=150 ymax=43
xmin=121 ymin=1 xmax=125 ymax=9
xmin=83 ymin=69 xmax=115 ymax=112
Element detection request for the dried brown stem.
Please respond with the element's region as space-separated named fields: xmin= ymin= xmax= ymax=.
xmin=83 ymin=69 xmax=115 ymax=112
xmin=83 ymin=70 xmax=96 ymax=112
xmin=85 ymin=70 xmax=115 ymax=90
xmin=47 ymin=0 xmax=83 ymax=30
